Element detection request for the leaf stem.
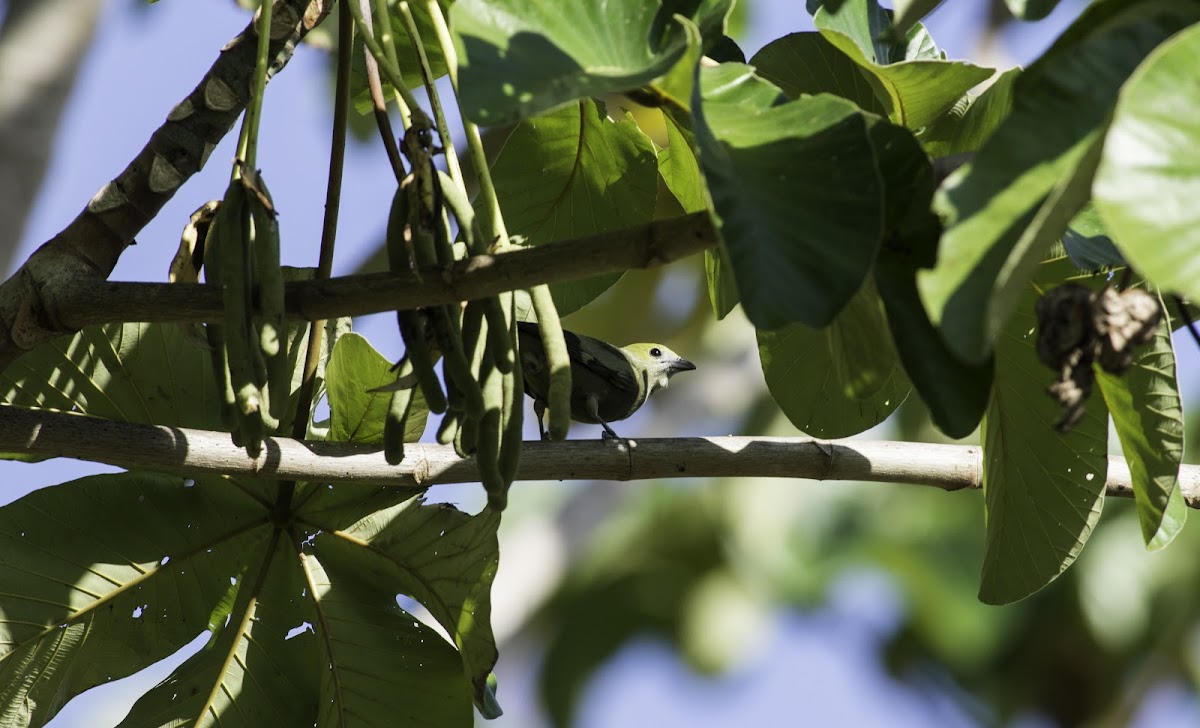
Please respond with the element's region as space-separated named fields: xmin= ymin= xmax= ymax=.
xmin=424 ymin=0 xmax=508 ymax=246
xmin=398 ymin=1 xmax=463 ymax=186
xmin=345 ymin=0 xmax=422 ymax=117
xmin=236 ymin=0 xmax=274 ymax=174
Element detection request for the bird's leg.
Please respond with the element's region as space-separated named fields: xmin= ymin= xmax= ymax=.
xmin=585 ymin=394 xmax=619 ymax=441
xmin=534 ymin=400 xmax=549 ymax=441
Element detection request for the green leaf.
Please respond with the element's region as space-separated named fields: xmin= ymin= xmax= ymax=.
xmin=0 ymin=323 xmax=223 ymax=430
xmin=325 ymin=332 xmax=428 ymax=445
xmin=1062 ymin=203 xmax=1126 ymax=270
xmin=302 ymin=550 xmax=475 ymax=727
xmin=814 ymin=1 xmax=994 ymax=129
xmin=118 ymin=536 xmax=317 ymax=727
xmin=920 ymin=67 xmax=1019 ymax=158
xmin=452 ymin=0 xmax=728 ymax=124
xmin=694 ymin=63 xmax=884 ymax=329
xmin=646 ymin=14 xmax=703 ymax=113
xmin=0 ymin=472 xmax=270 ymax=726
xmin=749 ymin=32 xmax=887 ymax=114
xmin=870 ymin=121 xmax=993 ymax=438
xmin=1094 ymin=22 xmax=1200 ymax=303
xmin=978 ymin=257 xmax=1109 ymax=605
xmin=919 ymin=3 xmax=1197 ymax=363
xmin=758 ymin=281 xmax=910 ymax=438
xmin=815 ymin=0 xmax=901 ymax=63
xmin=657 ymin=111 xmax=736 ymax=319
xmin=0 ymin=308 xmax=346 ymax=452
xmin=1095 ymin=299 xmax=1186 ymax=549
xmin=490 ymin=99 xmax=658 ymax=316
xmin=322 ymin=497 xmax=502 ymax=715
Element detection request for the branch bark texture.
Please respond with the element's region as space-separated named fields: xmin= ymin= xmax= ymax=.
xmin=5 ymin=405 xmax=1198 ymax=507
xmin=42 ymin=211 xmax=716 ymax=333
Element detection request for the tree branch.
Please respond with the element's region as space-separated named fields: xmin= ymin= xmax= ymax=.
xmin=43 ymin=211 xmax=717 ymax=328
xmin=4 ymin=405 xmax=1198 ymax=507
xmin=0 ymin=0 xmax=332 ymax=363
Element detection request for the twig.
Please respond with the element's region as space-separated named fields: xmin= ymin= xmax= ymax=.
xmin=4 ymin=405 xmax=1198 ymax=507
xmin=280 ymin=0 xmax=355 ymax=516
xmin=1171 ymin=294 xmax=1200 ymax=351
xmin=35 ymin=211 xmax=715 ymax=333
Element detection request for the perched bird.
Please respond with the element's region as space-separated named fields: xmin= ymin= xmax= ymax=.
xmin=517 ymin=321 xmax=696 ymax=440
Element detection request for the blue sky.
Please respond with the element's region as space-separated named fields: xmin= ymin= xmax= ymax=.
xmin=4 ymin=1 xmax=1197 ymax=726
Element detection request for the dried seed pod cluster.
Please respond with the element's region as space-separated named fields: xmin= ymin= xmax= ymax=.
xmin=1036 ymin=283 xmax=1161 ymax=432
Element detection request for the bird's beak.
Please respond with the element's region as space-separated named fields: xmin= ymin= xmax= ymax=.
xmin=672 ymin=357 xmax=696 ymax=373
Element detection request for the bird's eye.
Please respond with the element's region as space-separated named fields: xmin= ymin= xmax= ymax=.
xmin=650 ymin=347 xmax=662 ymax=357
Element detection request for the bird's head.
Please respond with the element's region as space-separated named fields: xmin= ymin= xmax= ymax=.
xmin=621 ymin=342 xmax=696 ymax=395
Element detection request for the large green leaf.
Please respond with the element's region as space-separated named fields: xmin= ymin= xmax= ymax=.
xmin=919 ymin=67 xmax=1019 ymax=158
xmin=814 ymin=0 xmax=994 ymax=129
xmin=919 ymin=2 xmax=1199 ymax=363
xmin=1093 ymin=22 xmax=1200 ymax=303
xmin=314 ymin=497 xmax=502 ymax=716
xmin=489 ymin=98 xmax=658 ymax=316
xmin=656 ymin=111 xmax=737 ymax=320
xmin=0 ymin=472 xmax=270 ymax=727
xmin=325 ymin=332 xmax=428 ymax=445
xmin=118 ymin=535 xmax=318 ymax=728
xmin=979 ymin=257 xmax=1109 ymax=605
xmin=0 ymin=478 xmax=502 ymax=724
xmin=451 ymin=0 xmax=731 ymax=124
xmin=1095 ymin=299 xmax=1186 ymax=549
xmin=693 ymin=63 xmax=884 ymax=330
xmin=749 ymin=32 xmax=887 ymax=114
xmin=758 ymin=281 xmax=910 ymax=438
xmin=0 ymin=323 xmax=222 ymax=430
xmin=870 ymin=121 xmax=992 ymax=438
xmin=302 ymin=550 xmax=475 ymax=727
xmin=0 ymin=314 xmax=346 ymax=447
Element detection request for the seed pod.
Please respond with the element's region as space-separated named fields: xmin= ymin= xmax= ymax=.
xmin=244 ymin=173 xmax=289 ymax=429
xmin=436 ymin=169 xmax=479 ymax=253
xmin=428 ymin=305 xmax=484 ymax=420
xmin=529 ymin=285 xmax=572 ymax=440
xmin=218 ymin=179 xmax=266 ymax=456
xmin=383 ymin=362 xmax=418 ymax=465
xmin=397 ymin=310 xmax=447 ymax=414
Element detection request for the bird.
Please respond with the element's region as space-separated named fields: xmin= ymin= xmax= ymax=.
xmin=516 ymin=321 xmax=696 ymax=440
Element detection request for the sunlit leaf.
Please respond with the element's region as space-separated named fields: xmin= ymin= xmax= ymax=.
xmin=489 ymin=99 xmax=658 ymax=316
xmin=1094 ymin=21 xmax=1200 ymax=303
xmin=1095 ymin=298 xmax=1186 ymax=549
xmin=452 ymin=0 xmax=732 ymax=124
xmin=814 ymin=0 xmax=994 ymax=129
xmin=325 ymin=332 xmax=428 ymax=445
xmin=919 ymin=2 xmax=1198 ymax=362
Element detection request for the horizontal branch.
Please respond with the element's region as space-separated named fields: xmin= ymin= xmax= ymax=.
xmin=50 ymin=212 xmax=717 ymax=327
xmin=4 ymin=405 xmax=1198 ymax=507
